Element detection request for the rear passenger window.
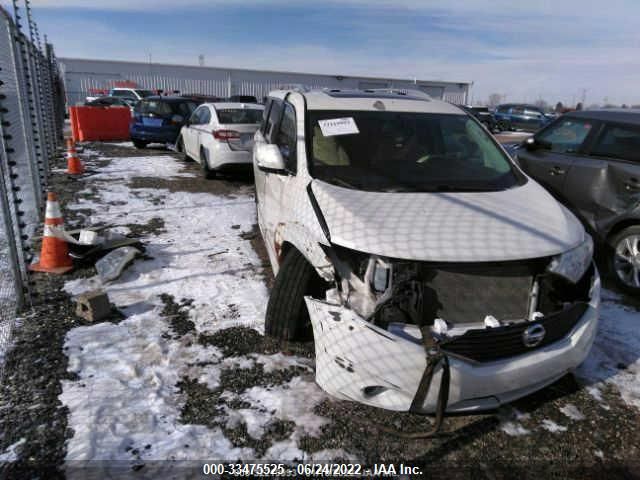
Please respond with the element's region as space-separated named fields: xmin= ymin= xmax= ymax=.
xmin=275 ymin=103 xmax=297 ymax=173
xmin=138 ymin=100 xmax=172 ymax=116
xmin=591 ymin=125 xmax=640 ymax=163
xmin=536 ymin=118 xmax=593 ymax=153
xmin=199 ymin=108 xmax=211 ymax=124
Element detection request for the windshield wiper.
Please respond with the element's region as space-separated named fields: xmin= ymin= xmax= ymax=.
xmin=329 ymin=177 xmax=360 ymax=189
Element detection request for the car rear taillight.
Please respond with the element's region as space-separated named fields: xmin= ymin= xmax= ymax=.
xmin=213 ymin=129 xmax=241 ymax=140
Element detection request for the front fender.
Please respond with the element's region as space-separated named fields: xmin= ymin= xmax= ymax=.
xmin=276 ymin=221 xmax=334 ymax=281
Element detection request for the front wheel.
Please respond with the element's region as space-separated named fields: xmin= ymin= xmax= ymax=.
xmin=609 ymin=226 xmax=640 ymax=294
xmin=265 ymin=249 xmax=327 ymax=342
xmin=133 ymin=139 xmax=148 ymax=149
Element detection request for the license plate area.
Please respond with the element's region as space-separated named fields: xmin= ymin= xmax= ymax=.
xmin=142 ymin=117 xmax=164 ymax=127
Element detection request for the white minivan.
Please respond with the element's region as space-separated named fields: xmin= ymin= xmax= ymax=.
xmin=253 ymin=88 xmax=600 ymax=419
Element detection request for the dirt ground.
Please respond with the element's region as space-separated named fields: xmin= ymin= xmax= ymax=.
xmin=1 ymin=142 xmax=639 ymax=479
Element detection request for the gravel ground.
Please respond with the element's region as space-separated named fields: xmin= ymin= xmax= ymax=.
xmin=1 ymin=142 xmax=639 ymax=479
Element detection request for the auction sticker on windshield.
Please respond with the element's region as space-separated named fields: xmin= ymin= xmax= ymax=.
xmin=318 ymin=117 xmax=360 ymax=136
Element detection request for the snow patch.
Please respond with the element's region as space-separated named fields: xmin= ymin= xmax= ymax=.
xmin=577 ymin=290 xmax=640 ymax=410
xmin=500 ymin=421 xmax=530 ymax=436
xmin=540 ymin=419 xmax=567 ymax=433
xmin=58 ymin=152 xmax=333 ymax=464
xmin=559 ymin=403 xmax=585 ymax=421
xmin=0 ymin=438 xmax=26 ymax=462
xmin=233 ymin=376 xmax=328 ymax=441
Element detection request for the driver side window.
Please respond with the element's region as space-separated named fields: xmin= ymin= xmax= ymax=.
xmin=275 ymin=103 xmax=297 ymax=173
xmin=536 ymin=118 xmax=593 ymax=153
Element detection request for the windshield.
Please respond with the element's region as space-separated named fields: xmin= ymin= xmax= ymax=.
xmin=307 ymin=110 xmax=523 ymax=192
xmin=136 ymin=90 xmax=155 ymax=98
xmin=216 ymin=108 xmax=263 ymax=124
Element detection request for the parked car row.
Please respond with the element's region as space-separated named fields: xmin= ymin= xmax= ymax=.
xmin=129 ymin=95 xmax=262 ymax=149
xmin=494 ymin=103 xmax=555 ymax=132
xmin=458 ymin=103 xmax=556 ymax=134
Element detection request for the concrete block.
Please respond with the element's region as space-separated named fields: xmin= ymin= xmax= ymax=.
xmin=75 ymin=290 xmax=111 ymax=322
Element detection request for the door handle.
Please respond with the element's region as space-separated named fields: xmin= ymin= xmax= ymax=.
xmin=548 ymin=166 xmax=566 ymax=176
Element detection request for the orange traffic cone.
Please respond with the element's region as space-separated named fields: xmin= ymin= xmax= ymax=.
xmin=29 ymin=192 xmax=73 ymax=274
xmin=66 ymin=138 xmax=84 ymax=174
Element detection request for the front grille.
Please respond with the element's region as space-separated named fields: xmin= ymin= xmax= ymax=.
xmin=440 ymin=302 xmax=589 ymax=363
xmin=420 ymin=261 xmax=545 ymax=325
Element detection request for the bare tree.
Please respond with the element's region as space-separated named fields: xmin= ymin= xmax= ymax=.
xmin=555 ymin=101 xmax=564 ymax=112
xmin=534 ymin=99 xmax=549 ymax=111
xmin=488 ymin=93 xmax=502 ymax=108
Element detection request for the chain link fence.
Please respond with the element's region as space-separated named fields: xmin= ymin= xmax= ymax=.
xmin=0 ymin=2 xmax=64 ymax=375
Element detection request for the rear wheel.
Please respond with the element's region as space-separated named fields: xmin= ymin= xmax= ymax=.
xmin=200 ymin=148 xmax=215 ymax=179
xmin=609 ymin=226 xmax=640 ymax=294
xmin=133 ymin=139 xmax=148 ymax=149
xmin=265 ymin=248 xmax=328 ymax=342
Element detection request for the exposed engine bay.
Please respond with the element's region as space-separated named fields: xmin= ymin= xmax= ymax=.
xmin=322 ymin=244 xmax=595 ymax=361
xmin=304 ymin=243 xmax=599 ymax=415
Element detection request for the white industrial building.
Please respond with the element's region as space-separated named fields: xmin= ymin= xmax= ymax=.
xmin=59 ymin=58 xmax=471 ymax=106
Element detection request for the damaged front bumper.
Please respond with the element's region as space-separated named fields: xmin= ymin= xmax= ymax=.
xmin=304 ymin=269 xmax=600 ymax=414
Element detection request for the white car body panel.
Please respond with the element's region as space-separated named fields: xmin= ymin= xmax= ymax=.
xmin=181 ymin=102 xmax=263 ymax=170
xmin=311 ymin=178 xmax=584 ymax=262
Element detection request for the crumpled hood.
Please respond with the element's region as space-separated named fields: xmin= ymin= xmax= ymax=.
xmin=311 ymin=179 xmax=584 ymax=262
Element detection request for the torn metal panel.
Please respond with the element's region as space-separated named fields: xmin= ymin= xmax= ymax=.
xmin=562 ymin=156 xmax=640 ymax=238
xmin=95 ymin=246 xmax=140 ymax=283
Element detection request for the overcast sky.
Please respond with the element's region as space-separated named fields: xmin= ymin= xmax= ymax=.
xmin=5 ymin=0 xmax=640 ymax=105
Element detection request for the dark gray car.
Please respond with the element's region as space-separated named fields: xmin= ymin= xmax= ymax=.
xmin=516 ymin=109 xmax=640 ymax=293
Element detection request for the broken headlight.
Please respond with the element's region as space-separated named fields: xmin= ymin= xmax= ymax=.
xmin=547 ymin=234 xmax=593 ymax=284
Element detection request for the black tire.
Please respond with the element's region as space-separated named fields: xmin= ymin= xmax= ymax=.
xmin=176 ymin=136 xmax=191 ymax=161
xmin=608 ymin=225 xmax=640 ymax=294
xmin=132 ymin=139 xmax=148 ymax=149
xmin=265 ymin=248 xmax=327 ymax=342
xmin=200 ymin=148 xmax=215 ymax=179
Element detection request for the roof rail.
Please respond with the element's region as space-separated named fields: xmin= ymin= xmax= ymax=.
xmin=278 ymin=83 xmax=311 ymax=93
xmin=368 ymin=88 xmax=432 ymax=100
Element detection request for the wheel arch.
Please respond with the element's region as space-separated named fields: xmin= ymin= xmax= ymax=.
xmin=274 ymin=223 xmax=334 ymax=282
xmin=605 ymin=219 xmax=640 ymax=246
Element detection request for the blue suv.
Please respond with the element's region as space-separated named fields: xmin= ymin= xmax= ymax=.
xmin=494 ymin=104 xmax=553 ymax=132
xmin=130 ymin=96 xmax=199 ymax=148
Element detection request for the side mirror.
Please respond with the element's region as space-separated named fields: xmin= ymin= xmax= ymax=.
xmin=255 ymin=143 xmax=287 ymax=174
xmin=524 ymin=137 xmax=540 ymax=151
xmin=524 ymin=137 xmax=551 ymax=151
